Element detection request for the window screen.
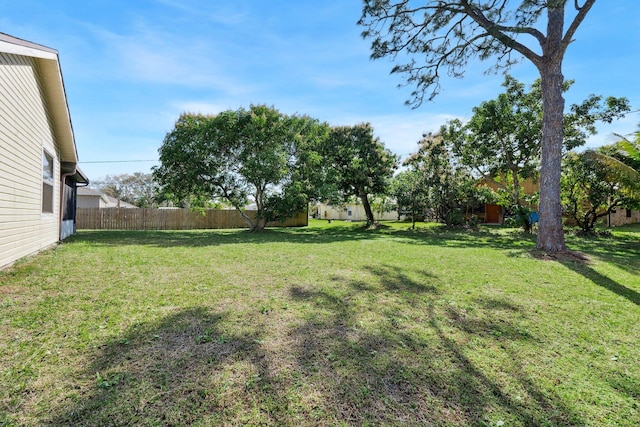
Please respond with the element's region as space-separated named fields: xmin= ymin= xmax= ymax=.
xmin=42 ymin=151 xmax=54 ymax=213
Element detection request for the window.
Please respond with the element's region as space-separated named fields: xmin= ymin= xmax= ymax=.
xmin=42 ymin=151 xmax=54 ymax=213
xmin=627 ymin=209 xmax=632 ymax=218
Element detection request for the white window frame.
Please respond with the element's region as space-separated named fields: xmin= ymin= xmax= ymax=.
xmin=42 ymin=149 xmax=55 ymax=214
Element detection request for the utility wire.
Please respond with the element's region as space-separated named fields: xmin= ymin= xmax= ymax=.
xmin=80 ymin=160 xmax=157 ymax=163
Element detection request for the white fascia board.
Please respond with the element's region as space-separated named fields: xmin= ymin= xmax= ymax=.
xmin=0 ymin=39 xmax=58 ymax=60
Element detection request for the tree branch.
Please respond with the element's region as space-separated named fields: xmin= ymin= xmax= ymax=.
xmin=461 ymin=0 xmax=543 ymax=66
xmin=563 ymin=0 xmax=596 ymax=50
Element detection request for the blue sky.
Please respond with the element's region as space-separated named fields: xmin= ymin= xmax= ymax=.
xmin=3 ymin=1 xmax=639 ymax=180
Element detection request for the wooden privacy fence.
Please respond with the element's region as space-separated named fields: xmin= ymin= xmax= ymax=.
xmin=76 ymin=208 xmax=308 ymax=230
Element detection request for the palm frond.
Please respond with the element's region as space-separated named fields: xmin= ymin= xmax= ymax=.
xmin=582 ymin=150 xmax=640 ymax=190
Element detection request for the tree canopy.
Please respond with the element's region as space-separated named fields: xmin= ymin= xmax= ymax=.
xmin=442 ymin=75 xmax=629 ymax=207
xmin=321 ymin=124 xmax=398 ymax=226
xmin=359 ymin=0 xmax=604 ymax=252
xmin=153 ymin=105 xmax=328 ymax=231
xmin=562 ymin=150 xmax=640 ymax=232
xmin=404 ymin=133 xmax=481 ymax=226
xmin=391 ymin=169 xmax=429 ymax=229
xmin=91 ymin=172 xmax=158 ymax=208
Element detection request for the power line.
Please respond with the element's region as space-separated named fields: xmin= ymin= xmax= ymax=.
xmin=79 ymin=160 xmax=158 ymax=164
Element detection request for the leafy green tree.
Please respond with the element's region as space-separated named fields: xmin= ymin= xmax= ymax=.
xmin=371 ymin=194 xmax=396 ymax=221
xmin=562 ymin=150 xmax=640 ymax=232
xmin=391 ymin=169 xmax=429 ymax=229
xmin=153 ymin=105 xmax=328 ymax=231
xmin=405 ymin=133 xmax=475 ymax=226
xmin=92 ymin=172 xmax=158 ymax=207
xmin=321 ymin=124 xmax=398 ymax=226
xmin=359 ymin=0 xmax=606 ymax=252
xmin=443 ymin=75 xmax=628 ymax=227
xmin=442 ymin=76 xmax=542 ymax=209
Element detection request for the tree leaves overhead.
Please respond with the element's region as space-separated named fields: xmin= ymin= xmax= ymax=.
xmin=359 ymin=1 xmax=595 ymax=107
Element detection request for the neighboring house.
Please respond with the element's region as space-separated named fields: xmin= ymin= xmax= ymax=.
xmin=0 ymin=33 xmax=88 ymax=269
xmin=475 ymin=176 xmax=540 ymax=224
xmin=604 ymin=208 xmax=640 ymax=227
xmin=476 ymin=176 xmax=640 ymax=227
xmin=77 ymin=187 xmax=138 ymax=208
xmin=315 ymin=202 xmax=400 ymax=222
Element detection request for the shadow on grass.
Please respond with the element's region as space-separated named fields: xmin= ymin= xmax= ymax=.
xmin=566 ymin=231 xmax=640 ymax=277
xmin=518 ymin=236 xmax=640 ymax=306
xmin=287 ymin=264 xmax=583 ymax=425
xmin=557 ymin=258 xmax=640 ymax=306
xmin=70 ymin=223 xmax=537 ymax=251
xmin=45 ymin=264 xmax=587 ymax=426
xmin=71 ymin=224 xmax=638 ymax=305
xmin=70 ymin=225 xmax=386 ymax=248
xmin=47 ymin=308 xmax=281 ymax=426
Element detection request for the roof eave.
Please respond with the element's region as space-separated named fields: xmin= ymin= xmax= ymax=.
xmin=0 ymin=32 xmax=79 ymax=164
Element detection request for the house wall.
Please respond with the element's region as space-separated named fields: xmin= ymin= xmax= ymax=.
xmin=0 ymin=52 xmax=60 ymax=268
xmin=479 ymin=176 xmax=539 ymax=196
xmin=317 ymin=204 xmax=399 ymax=221
xmin=77 ymin=195 xmax=103 ymax=208
xmin=477 ymin=177 xmax=539 ymax=224
xmin=604 ymin=208 xmax=640 ymax=227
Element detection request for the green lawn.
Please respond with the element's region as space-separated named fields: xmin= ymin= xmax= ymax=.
xmin=1 ymin=220 xmax=638 ymax=426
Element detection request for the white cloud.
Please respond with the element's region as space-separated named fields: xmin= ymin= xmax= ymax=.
xmin=151 ymin=0 xmax=249 ymax=26
xmin=323 ymin=111 xmax=462 ymax=159
xmin=74 ymin=20 xmax=259 ymax=95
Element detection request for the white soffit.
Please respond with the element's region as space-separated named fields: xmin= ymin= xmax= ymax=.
xmin=0 ymin=39 xmax=57 ymax=60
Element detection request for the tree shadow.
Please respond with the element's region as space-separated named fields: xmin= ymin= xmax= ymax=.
xmin=41 ymin=263 xmax=602 ymax=425
xmin=565 ymin=231 xmax=640 ymax=276
xmin=365 ymin=264 xmax=439 ymax=294
xmin=559 ymin=257 xmax=640 ymax=306
xmin=69 ymin=225 xmax=387 ymax=248
xmin=288 ymin=265 xmax=584 ymax=426
xmin=70 ymin=222 xmax=638 ymax=273
xmin=521 ymin=247 xmax=640 ymax=306
xmin=46 ymin=307 xmax=294 ymax=426
xmin=70 ymin=223 xmax=639 ymax=274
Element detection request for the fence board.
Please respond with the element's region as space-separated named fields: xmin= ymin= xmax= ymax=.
xmin=76 ymin=208 xmax=308 ymax=230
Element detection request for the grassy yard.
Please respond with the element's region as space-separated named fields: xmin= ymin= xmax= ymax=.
xmin=0 ymin=220 xmax=638 ymax=426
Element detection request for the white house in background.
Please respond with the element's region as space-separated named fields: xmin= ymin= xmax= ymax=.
xmin=77 ymin=187 xmax=138 ymax=209
xmin=315 ymin=202 xmax=400 ymax=222
xmin=0 ymin=32 xmax=88 ymax=269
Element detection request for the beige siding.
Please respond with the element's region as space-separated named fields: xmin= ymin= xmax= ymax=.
xmin=76 ymin=195 xmax=103 ymax=208
xmin=0 ymin=52 xmax=60 ymax=268
xmin=605 ymin=208 xmax=640 ymax=227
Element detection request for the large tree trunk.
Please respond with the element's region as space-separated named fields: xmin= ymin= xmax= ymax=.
xmin=359 ymin=189 xmax=375 ymax=225
xmin=253 ymin=187 xmax=267 ymax=232
xmin=536 ymin=7 xmax=566 ymax=252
